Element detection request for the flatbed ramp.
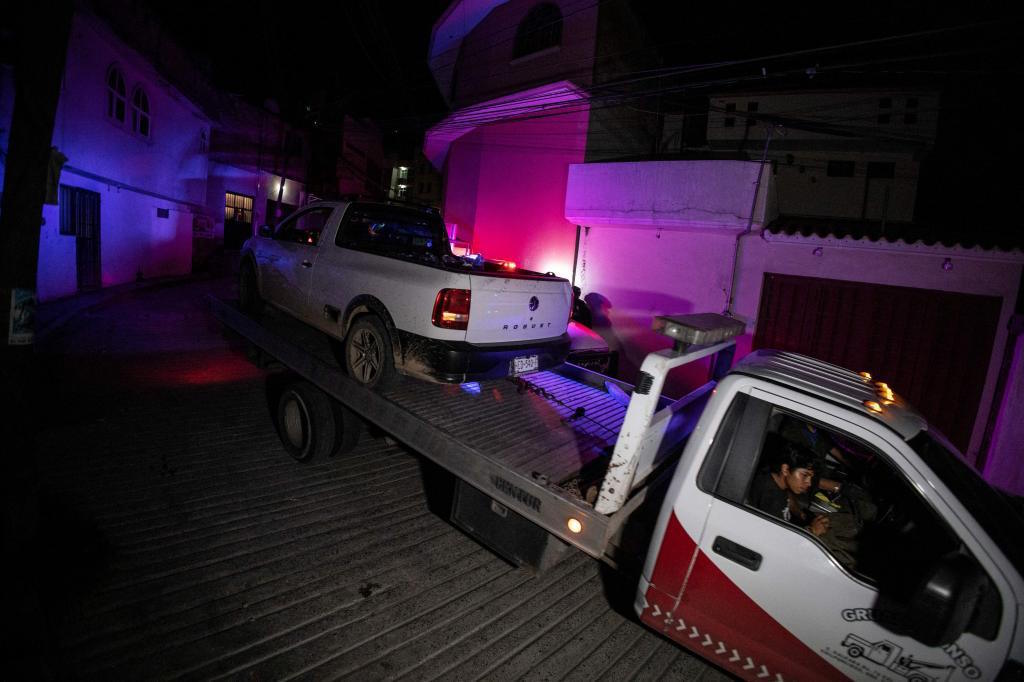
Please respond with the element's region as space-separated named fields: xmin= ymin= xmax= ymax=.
xmin=208 ymin=298 xmax=645 ymax=556
xmin=37 ymin=281 xmax=728 ymax=679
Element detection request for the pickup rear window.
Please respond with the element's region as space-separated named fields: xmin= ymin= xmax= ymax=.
xmin=337 ymin=203 xmax=450 ymax=262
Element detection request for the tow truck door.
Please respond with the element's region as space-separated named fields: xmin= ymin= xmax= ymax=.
xmin=640 ymin=385 xmax=1010 ymax=681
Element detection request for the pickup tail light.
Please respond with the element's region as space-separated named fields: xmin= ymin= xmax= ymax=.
xmin=433 ymin=288 xmax=471 ymax=330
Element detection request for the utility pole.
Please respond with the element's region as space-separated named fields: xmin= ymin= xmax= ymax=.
xmin=0 ymin=3 xmax=74 ymax=676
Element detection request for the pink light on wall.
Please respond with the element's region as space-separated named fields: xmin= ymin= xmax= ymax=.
xmin=440 ymin=99 xmax=590 ymax=278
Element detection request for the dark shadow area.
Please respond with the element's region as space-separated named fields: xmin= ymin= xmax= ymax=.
xmin=596 ymin=470 xmax=674 ymax=618
xmin=6 ymin=485 xmax=112 ymax=679
xmin=264 ymin=369 xmax=300 ymax=439
xmin=415 ymin=456 xmax=458 ymax=520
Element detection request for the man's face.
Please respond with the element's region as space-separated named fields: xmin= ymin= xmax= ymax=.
xmin=781 ymin=464 xmax=814 ymax=494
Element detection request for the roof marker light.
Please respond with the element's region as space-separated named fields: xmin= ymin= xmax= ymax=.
xmin=864 ymin=400 xmax=883 ymax=413
xmin=567 ymin=518 xmax=583 ymax=534
xmin=874 ymin=381 xmax=895 ymax=401
xmin=858 ymin=371 xmax=872 ymax=380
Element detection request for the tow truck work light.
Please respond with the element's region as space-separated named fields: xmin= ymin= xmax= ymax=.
xmin=567 ymin=518 xmax=583 ymax=534
xmin=652 ymin=313 xmax=745 ymax=349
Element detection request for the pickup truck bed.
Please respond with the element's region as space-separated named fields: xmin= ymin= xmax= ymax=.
xmin=210 ymin=297 xmax=649 ymax=560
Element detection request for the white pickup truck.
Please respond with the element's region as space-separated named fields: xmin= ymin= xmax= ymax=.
xmin=211 ymin=299 xmax=1024 ymax=682
xmin=239 ymin=200 xmax=572 ymax=388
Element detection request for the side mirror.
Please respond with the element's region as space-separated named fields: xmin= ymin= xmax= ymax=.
xmin=906 ymin=553 xmax=987 ymax=646
xmin=258 ymin=224 xmax=273 ymax=238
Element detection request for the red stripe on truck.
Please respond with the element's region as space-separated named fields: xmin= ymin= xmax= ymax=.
xmin=643 ymin=512 xmax=845 ymax=681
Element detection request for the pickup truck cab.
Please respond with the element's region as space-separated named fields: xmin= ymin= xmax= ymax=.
xmin=632 ymin=340 xmax=1024 ymax=682
xmin=239 ymin=200 xmax=572 ymax=387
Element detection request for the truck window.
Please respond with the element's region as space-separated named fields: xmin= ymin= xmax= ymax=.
xmin=910 ymin=431 xmax=1024 ymax=579
xmin=336 ymin=203 xmax=449 ymax=262
xmin=696 ymin=399 xmax=995 ymax=639
xmin=697 ymin=393 xmax=770 ymax=502
xmin=739 ymin=412 xmax=1000 ymax=639
xmin=272 ymin=207 xmax=332 ymax=246
xmin=744 ymin=413 xmax=960 ymax=583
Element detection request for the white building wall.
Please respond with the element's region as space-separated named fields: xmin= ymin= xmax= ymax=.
xmin=706 ymin=90 xmax=937 ymax=223
xmin=34 ymin=11 xmax=210 ymax=300
xmin=771 ymin=152 xmax=919 ymax=221
xmin=574 ymin=224 xmax=1023 ymax=471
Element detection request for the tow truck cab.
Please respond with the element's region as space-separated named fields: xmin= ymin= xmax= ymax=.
xmin=631 ymin=327 xmax=1024 ymax=681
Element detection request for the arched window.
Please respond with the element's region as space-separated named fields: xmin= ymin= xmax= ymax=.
xmin=131 ymin=87 xmax=150 ymax=137
xmin=106 ymin=66 xmax=126 ymax=123
xmin=513 ymin=3 xmax=562 ymax=59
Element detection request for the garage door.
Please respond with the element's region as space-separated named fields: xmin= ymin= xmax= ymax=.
xmin=753 ymin=273 xmax=1001 ymax=456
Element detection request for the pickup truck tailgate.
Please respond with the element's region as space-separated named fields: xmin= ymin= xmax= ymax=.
xmin=465 ymin=274 xmax=571 ymax=344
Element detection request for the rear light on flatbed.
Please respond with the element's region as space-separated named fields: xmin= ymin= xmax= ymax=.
xmin=433 ymin=288 xmax=471 ymax=330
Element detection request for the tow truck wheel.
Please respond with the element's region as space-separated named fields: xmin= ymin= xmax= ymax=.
xmin=846 ymin=645 xmax=863 ymax=658
xmin=344 ymin=315 xmax=397 ymax=390
xmin=239 ymin=260 xmax=263 ymax=315
xmin=276 ymin=381 xmax=336 ymax=462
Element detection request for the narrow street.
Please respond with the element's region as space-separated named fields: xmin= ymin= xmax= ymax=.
xmin=33 ymin=277 xmax=728 ymax=680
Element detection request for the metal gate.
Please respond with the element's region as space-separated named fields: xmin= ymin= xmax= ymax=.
xmin=753 ymin=273 xmax=1001 ymax=455
xmin=59 ymin=185 xmax=101 ymax=290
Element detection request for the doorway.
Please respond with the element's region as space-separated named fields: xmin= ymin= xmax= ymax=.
xmin=59 ymin=185 xmax=101 ymax=290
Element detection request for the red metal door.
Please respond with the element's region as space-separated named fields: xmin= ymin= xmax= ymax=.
xmin=753 ymin=273 xmax=1001 ymax=456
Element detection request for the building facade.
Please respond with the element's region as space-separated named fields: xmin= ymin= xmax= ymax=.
xmin=424 ymin=0 xmax=1024 ymax=487
xmin=6 ymin=11 xmax=213 ymax=300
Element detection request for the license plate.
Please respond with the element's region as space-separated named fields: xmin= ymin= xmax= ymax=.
xmin=512 ymin=354 xmax=539 ymax=374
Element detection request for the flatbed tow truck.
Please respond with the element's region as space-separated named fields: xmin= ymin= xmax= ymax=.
xmin=211 ymin=297 xmax=1024 ymax=681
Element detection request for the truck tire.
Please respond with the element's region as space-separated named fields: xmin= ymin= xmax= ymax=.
xmin=846 ymin=645 xmax=863 ymax=658
xmin=239 ymin=260 xmax=263 ymax=315
xmin=330 ymin=399 xmax=362 ymax=455
xmin=276 ymin=381 xmax=336 ymax=462
xmin=344 ymin=315 xmax=397 ymax=390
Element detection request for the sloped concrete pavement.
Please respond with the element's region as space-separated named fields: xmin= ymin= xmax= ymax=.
xmin=29 ymin=276 xmax=730 ymax=680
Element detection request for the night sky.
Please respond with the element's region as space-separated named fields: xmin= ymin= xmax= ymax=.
xmin=147 ymin=0 xmax=451 ymax=149
xmin=143 ymin=1 xmax=1021 ymax=240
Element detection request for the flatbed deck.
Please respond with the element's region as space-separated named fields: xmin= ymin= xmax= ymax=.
xmin=210 ymin=297 xmax=636 ymax=557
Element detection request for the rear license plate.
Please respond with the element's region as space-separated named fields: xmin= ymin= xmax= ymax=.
xmin=512 ymin=355 xmax=539 ymax=375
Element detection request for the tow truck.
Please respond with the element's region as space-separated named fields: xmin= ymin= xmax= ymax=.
xmin=841 ymin=635 xmax=955 ymax=682
xmin=211 ymin=298 xmax=1024 ymax=681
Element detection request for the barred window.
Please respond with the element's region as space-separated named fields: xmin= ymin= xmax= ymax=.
xmin=225 ymin=192 xmax=254 ymax=224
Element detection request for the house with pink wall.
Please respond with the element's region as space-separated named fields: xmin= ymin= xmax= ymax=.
xmin=425 ymin=0 xmax=643 ymax=277
xmin=424 ymin=1 xmax=1023 ymax=488
xmin=565 ymin=160 xmax=1023 ymax=487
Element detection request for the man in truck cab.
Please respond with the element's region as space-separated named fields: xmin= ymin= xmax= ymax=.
xmin=748 ymin=437 xmax=831 ymax=538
